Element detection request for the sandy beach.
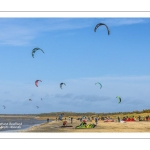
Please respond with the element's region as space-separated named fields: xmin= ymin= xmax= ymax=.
xmin=21 ymin=117 xmax=150 ymax=132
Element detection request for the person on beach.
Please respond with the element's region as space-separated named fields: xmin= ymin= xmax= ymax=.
xmin=95 ymin=117 xmax=98 ymax=125
xmin=63 ymin=121 xmax=67 ymax=126
xmin=118 ymin=116 xmax=120 ymax=122
xmin=71 ymin=117 xmax=73 ymax=124
xmin=56 ymin=117 xmax=57 ymax=121
xmin=138 ymin=116 xmax=141 ymax=121
xmin=146 ymin=116 xmax=148 ymax=121
xmin=47 ymin=118 xmax=49 ymax=122
xmin=82 ymin=120 xmax=87 ymax=126
xmin=80 ymin=118 xmax=82 ymax=122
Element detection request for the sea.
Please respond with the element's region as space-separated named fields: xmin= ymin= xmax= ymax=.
xmin=0 ymin=117 xmax=47 ymax=132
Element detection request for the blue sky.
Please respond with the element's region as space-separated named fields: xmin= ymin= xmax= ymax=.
xmin=0 ymin=18 xmax=150 ymax=114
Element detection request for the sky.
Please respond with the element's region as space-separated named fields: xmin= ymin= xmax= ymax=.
xmin=0 ymin=18 xmax=150 ymax=114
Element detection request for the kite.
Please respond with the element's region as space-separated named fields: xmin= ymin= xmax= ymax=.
xmin=58 ymin=113 xmax=64 ymax=120
xmin=32 ymin=47 xmax=44 ymax=58
xmin=60 ymin=83 xmax=66 ymax=89
xmin=35 ymin=80 xmax=42 ymax=87
xmin=95 ymin=82 xmax=102 ymax=89
xmin=94 ymin=23 xmax=110 ymax=35
xmin=116 ymin=96 xmax=121 ymax=103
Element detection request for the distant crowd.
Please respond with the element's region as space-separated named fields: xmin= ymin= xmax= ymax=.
xmin=49 ymin=114 xmax=150 ymax=126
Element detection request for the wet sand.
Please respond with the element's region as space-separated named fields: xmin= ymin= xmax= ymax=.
xmin=21 ymin=118 xmax=150 ymax=132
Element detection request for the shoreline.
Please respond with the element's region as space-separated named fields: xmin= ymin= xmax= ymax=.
xmin=0 ymin=122 xmax=47 ymax=133
xmin=0 ymin=117 xmax=47 ymax=133
xmin=19 ymin=122 xmax=48 ymax=132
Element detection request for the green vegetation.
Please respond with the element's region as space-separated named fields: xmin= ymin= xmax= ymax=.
xmin=38 ymin=109 xmax=150 ymax=117
xmin=0 ymin=109 xmax=149 ymax=117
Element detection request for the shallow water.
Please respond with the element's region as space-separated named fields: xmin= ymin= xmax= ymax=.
xmin=0 ymin=117 xmax=47 ymax=132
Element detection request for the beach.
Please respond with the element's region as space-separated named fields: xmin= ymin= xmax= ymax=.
xmin=21 ymin=117 xmax=150 ymax=132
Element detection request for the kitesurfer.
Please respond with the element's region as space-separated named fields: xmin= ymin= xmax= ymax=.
xmin=95 ymin=117 xmax=98 ymax=125
xmin=71 ymin=117 xmax=73 ymax=124
xmin=118 ymin=116 xmax=120 ymax=122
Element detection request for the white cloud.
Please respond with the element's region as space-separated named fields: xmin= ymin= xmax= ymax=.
xmin=0 ymin=18 xmax=148 ymax=46
xmin=100 ymin=18 xmax=146 ymax=26
xmin=74 ymin=75 xmax=150 ymax=85
xmin=0 ymin=18 xmax=92 ymax=46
